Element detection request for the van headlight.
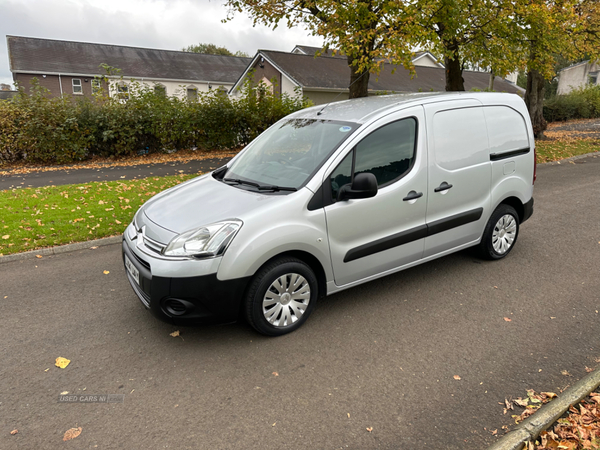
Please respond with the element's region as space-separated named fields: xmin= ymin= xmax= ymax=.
xmin=163 ymin=220 xmax=243 ymax=258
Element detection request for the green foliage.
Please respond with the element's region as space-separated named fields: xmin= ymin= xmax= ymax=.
xmin=182 ymin=43 xmax=249 ymax=57
xmin=543 ymin=85 xmax=600 ymax=122
xmin=0 ymin=76 xmax=310 ymax=165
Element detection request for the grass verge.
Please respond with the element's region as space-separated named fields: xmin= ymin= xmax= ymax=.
xmin=0 ymin=173 xmax=197 ymax=256
xmin=535 ymin=139 xmax=600 ymax=163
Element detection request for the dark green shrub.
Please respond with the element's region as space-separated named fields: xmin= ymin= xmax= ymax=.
xmin=544 ymin=85 xmax=600 ymax=122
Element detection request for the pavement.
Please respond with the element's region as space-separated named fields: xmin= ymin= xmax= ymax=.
xmin=1 ymin=153 xmax=599 ymax=449
xmin=0 ymin=157 xmax=230 ymax=190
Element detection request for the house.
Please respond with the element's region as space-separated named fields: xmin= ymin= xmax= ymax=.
xmin=230 ymin=50 xmax=524 ymax=105
xmin=557 ymin=60 xmax=599 ymax=95
xmin=6 ymin=36 xmax=251 ymax=99
xmin=291 ymin=45 xmax=445 ymax=68
xmin=0 ymin=90 xmax=18 ymax=101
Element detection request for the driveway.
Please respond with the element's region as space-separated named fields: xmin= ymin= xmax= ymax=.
xmin=1 ymin=154 xmax=599 ymax=449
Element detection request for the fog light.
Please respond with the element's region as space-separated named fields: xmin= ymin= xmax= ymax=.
xmin=162 ymin=298 xmax=195 ymax=316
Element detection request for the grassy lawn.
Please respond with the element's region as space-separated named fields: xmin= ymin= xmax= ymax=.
xmin=0 ymin=173 xmax=197 ymax=256
xmin=535 ymin=139 xmax=600 ymax=163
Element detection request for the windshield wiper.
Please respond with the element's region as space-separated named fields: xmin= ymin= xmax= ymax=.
xmin=257 ymin=185 xmax=297 ymax=192
xmin=224 ymin=177 xmax=296 ymax=192
xmin=223 ymin=178 xmax=261 ymax=189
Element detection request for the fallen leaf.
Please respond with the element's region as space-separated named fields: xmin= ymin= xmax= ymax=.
xmin=347 ymin=413 xmax=351 ymax=418
xmin=585 ymin=366 xmax=593 ymax=373
xmin=63 ymin=427 xmax=82 ymax=441
xmin=491 ymin=429 xmax=498 ymax=435
xmin=514 ymin=398 xmax=529 ymax=407
xmin=541 ymin=392 xmax=557 ymax=399
xmin=366 ymin=427 xmax=373 ymax=432
xmin=55 ymin=357 xmax=71 ymax=369
xmin=90 ymin=246 xmax=98 ymax=250
xmin=272 ymin=422 xmax=276 ymax=427
xmin=504 ymin=317 xmax=512 ymax=322
xmin=10 ymin=429 xmax=18 ymax=435
xmin=61 ymin=391 xmax=69 ymax=395
xmin=36 ymin=255 xmax=42 ymax=259
xmin=170 ymin=330 xmax=180 ymax=337
xmin=103 ymin=270 xmax=109 ymax=275
xmin=454 ymin=375 xmax=461 ymax=380
xmin=272 ymin=372 xmax=279 ymax=377
xmin=2 ymin=235 xmax=9 ymax=239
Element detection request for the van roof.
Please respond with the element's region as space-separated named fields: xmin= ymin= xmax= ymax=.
xmin=291 ymin=92 xmax=522 ymax=124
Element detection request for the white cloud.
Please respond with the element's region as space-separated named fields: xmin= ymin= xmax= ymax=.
xmin=0 ymin=0 xmax=323 ymax=87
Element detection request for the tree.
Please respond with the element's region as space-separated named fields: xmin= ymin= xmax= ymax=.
xmin=182 ymin=43 xmax=249 ymax=57
xmin=517 ymin=0 xmax=600 ymax=136
xmin=418 ymin=0 xmax=525 ymax=92
xmin=224 ymin=0 xmax=423 ymax=98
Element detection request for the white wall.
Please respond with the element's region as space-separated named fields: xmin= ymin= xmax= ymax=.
xmin=107 ymin=77 xmax=234 ymax=100
xmin=557 ymin=62 xmax=600 ymax=95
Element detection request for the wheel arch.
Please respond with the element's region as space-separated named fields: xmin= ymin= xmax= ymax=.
xmin=250 ymin=250 xmax=328 ymax=299
xmin=497 ymin=196 xmax=525 ymax=222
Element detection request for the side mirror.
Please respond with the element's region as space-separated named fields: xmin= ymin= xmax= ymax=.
xmin=338 ymin=172 xmax=378 ymax=201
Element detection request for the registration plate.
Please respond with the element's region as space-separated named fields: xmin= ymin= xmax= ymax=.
xmin=124 ymin=255 xmax=140 ymax=286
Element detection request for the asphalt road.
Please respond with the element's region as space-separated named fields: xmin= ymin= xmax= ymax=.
xmin=1 ymin=155 xmax=599 ymax=449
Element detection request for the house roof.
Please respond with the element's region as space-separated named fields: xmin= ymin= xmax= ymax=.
xmin=7 ymin=36 xmax=252 ymax=83
xmin=291 ymin=45 xmax=346 ymax=59
xmin=291 ymin=45 xmax=444 ymax=67
xmin=233 ymin=50 xmax=523 ymax=95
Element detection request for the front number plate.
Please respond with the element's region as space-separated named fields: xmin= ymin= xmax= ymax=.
xmin=124 ymin=255 xmax=140 ymax=286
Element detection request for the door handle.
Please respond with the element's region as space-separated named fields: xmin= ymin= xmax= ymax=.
xmin=434 ymin=182 xmax=453 ymax=193
xmin=403 ymin=190 xmax=423 ymax=201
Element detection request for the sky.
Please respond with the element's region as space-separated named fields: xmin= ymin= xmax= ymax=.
xmin=0 ymin=0 xmax=324 ymax=88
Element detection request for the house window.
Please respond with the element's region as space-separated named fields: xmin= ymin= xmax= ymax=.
xmin=259 ymin=77 xmax=274 ymax=95
xmin=92 ymin=79 xmax=102 ymax=95
xmin=590 ymin=74 xmax=598 ymax=86
xmin=72 ymin=79 xmax=82 ymax=94
xmin=154 ymin=84 xmax=166 ymax=96
xmin=187 ymin=87 xmax=198 ymax=100
xmin=117 ymin=83 xmax=129 ymax=100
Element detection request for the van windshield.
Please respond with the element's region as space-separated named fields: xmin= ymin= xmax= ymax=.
xmin=223 ymin=118 xmax=358 ymax=190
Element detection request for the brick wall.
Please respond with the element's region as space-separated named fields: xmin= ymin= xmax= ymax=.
xmin=13 ymin=73 xmax=108 ymax=98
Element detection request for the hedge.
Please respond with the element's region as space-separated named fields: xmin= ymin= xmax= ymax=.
xmin=544 ymin=85 xmax=600 ymax=123
xmin=0 ymin=78 xmax=311 ymax=165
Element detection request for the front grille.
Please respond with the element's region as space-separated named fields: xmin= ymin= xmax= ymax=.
xmin=127 ymin=272 xmax=150 ymax=308
xmin=142 ymin=234 xmax=166 ymax=255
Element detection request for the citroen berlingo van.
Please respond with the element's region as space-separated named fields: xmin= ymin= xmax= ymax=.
xmin=122 ymin=92 xmax=535 ymax=336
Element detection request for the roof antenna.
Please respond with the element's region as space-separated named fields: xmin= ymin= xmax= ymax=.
xmin=317 ymin=69 xmax=370 ymax=116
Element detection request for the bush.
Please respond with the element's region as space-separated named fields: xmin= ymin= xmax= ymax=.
xmin=0 ymin=77 xmax=311 ymax=165
xmin=544 ymin=85 xmax=600 ymax=122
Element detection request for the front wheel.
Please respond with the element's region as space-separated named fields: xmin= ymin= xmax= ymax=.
xmin=244 ymin=257 xmax=318 ymax=336
xmin=477 ymin=204 xmax=520 ymax=260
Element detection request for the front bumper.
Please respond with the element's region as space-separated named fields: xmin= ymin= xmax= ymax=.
xmin=122 ymin=239 xmax=250 ymax=325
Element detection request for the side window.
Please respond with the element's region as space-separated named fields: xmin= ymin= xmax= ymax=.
xmin=484 ymin=106 xmax=530 ymax=154
xmin=330 ymin=152 xmax=353 ymax=201
xmin=354 ymin=118 xmax=416 ymax=186
xmin=329 ymin=118 xmax=417 ymax=200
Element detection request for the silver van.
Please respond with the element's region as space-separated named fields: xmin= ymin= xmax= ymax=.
xmin=122 ymin=92 xmax=535 ymax=336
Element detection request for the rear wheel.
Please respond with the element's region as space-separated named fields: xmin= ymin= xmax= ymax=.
xmin=477 ymin=204 xmax=520 ymax=260
xmin=245 ymin=257 xmax=318 ymax=336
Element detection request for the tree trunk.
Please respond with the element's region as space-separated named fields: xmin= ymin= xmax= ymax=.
xmin=524 ymin=69 xmax=547 ymax=138
xmin=489 ymin=70 xmax=495 ymax=91
xmin=347 ymin=56 xmax=370 ymax=98
xmin=444 ymin=41 xmax=465 ymax=91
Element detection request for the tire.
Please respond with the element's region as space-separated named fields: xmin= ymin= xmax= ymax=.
xmin=244 ymin=257 xmax=318 ymax=336
xmin=477 ymin=204 xmax=520 ymax=260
